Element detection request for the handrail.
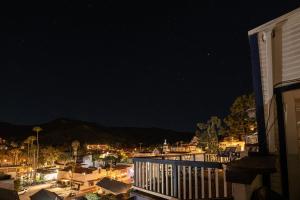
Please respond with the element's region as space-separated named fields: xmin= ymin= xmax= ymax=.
xmin=133 ymin=157 xmax=222 ymax=169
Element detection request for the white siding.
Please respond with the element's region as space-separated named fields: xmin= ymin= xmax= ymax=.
xmin=282 ymin=15 xmax=300 ymax=81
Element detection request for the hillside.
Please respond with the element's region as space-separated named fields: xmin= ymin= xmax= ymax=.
xmin=0 ymin=118 xmax=193 ymax=146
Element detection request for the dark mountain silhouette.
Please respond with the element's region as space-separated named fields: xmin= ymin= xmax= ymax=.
xmin=0 ymin=118 xmax=193 ymax=146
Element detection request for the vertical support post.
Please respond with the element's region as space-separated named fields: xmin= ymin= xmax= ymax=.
xmin=138 ymin=162 xmax=142 ymax=187
xmin=134 ymin=161 xmax=137 ymax=186
xmin=152 ymin=163 xmax=157 ymax=191
xmin=173 ymin=164 xmax=178 ymax=197
xmin=223 ymin=164 xmax=227 ymax=197
xmin=178 ymin=165 xmax=181 ymax=199
xmin=162 ymin=164 xmax=165 ymax=194
xmin=195 ymin=167 xmax=198 ymax=199
xmin=149 ymin=162 xmax=152 ymax=191
xmin=201 ymin=167 xmax=205 ymax=199
xmin=142 ymin=162 xmax=144 ymax=188
xmin=183 ymin=166 xmax=186 ymax=199
xmin=189 ymin=166 xmax=192 ymax=199
xmin=249 ymin=33 xmax=270 ymax=188
xmin=215 ymin=168 xmax=219 ymax=198
xmin=275 ymin=91 xmax=290 ymax=199
xmin=145 ymin=162 xmax=148 ymax=190
xmin=166 ymin=164 xmax=169 ymax=196
xmin=208 ymin=168 xmax=212 ymax=198
xmin=157 ymin=164 xmax=160 ymax=193
xmin=171 ymin=165 xmax=174 ymax=196
xmin=249 ymin=33 xmax=268 ymax=155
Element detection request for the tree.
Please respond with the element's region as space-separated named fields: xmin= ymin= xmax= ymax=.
xmin=27 ymin=136 xmax=37 ymax=168
xmin=85 ymin=193 xmax=100 ymax=200
xmin=224 ymin=94 xmax=256 ymax=139
xmin=14 ymin=179 xmax=21 ymax=192
xmin=207 ymin=116 xmax=223 ymax=153
xmin=40 ymin=146 xmax=61 ymax=166
xmin=9 ymin=148 xmax=21 ymax=165
xmin=58 ymin=152 xmax=73 ymax=168
xmin=103 ymin=155 xmax=117 ymax=168
xmin=71 ymin=140 xmax=80 ymax=189
xmin=23 ymin=138 xmax=31 ymax=165
xmin=71 ymin=140 xmax=80 ymax=165
xmin=196 ymin=116 xmax=224 ymax=153
xmin=99 ymin=194 xmax=117 ymax=200
xmin=32 ymin=126 xmax=43 ymax=169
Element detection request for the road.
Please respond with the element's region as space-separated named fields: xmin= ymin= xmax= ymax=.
xmin=19 ymin=183 xmax=97 ymax=200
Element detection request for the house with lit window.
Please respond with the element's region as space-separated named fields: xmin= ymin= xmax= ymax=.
xmin=57 ymin=166 xmax=104 ymax=191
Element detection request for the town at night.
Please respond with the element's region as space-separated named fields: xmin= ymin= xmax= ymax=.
xmin=1 ymin=1 xmax=300 ymax=200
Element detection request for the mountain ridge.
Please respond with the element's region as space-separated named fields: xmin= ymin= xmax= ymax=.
xmin=0 ymin=118 xmax=194 ymax=146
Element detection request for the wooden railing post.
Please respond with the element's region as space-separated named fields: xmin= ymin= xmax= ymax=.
xmin=134 ymin=161 xmax=137 ymax=186
xmin=223 ymin=164 xmax=227 ymax=197
xmin=162 ymin=164 xmax=165 ymax=194
xmin=178 ymin=165 xmax=181 ymax=199
xmin=173 ymin=164 xmax=177 ymax=197
xmin=188 ymin=166 xmax=192 ymax=199
xmin=142 ymin=162 xmax=144 ymax=188
xmin=152 ymin=163 xmax=156 ymax=191
xmin=170 ymin=165 xmax=173 ymax=196
xmin=215 ymin=168 xmax=219 ymax=198
xmin=166 ymin=164 xmax=169 ymax=196
xmin=149 ymin=162 xmax=152 ymax=191
xmin=195 ymin=166 xmax=198 ymax=199
xmin=183 ymin=166 xmax=186 ymax=199
xmin=157 ymin=163 xmax=160 ymax=193
xmin=138 ymin=162 xmax=142 ymax=187
xmin=201 ymin=167 xmax=205 ymax=199
xmin=208 ymin=168 xmax=212 ymax=198
xmin=145 ymin=162 xmax=148 ymax=190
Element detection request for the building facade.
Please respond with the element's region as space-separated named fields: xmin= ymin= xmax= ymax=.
xmin=249 ymin=7 xmax=300 ymax=200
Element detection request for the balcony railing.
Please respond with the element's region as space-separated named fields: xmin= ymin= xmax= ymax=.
xmin=133 ymin=157 xmax=231 ymax=199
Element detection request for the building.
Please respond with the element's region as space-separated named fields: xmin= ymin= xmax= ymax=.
xmin=86 ymin=144 xmax=109 ymax=151
xmin=0 ymin=188 xmax=19 ymax=200
xmin=105 ymin=164 xmax=133 ymax=183
xmin=96 ymin=177 xmax=131 ymax=195
xmin=36 ymin=168 xmax=58 ymax=181
xmin=0 ymin=174 xmax=14 ymax=190
xmin=168 ymin=137 xmax=200 ymax=153
xmin=57 ymin=166 xmax=103 ymax=191
xmin=30 ymin=189 xmax=62 ymax=200
xmin=219 ymin=137 xmax=245 ymax=152
xmin=249 ymin=7 xmax=300 ymax=199
xmin=82 ymin=154 xmax=102 ymax=168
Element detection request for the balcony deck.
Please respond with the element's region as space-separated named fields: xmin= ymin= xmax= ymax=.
xmin=132 ymin=155 xmax=233 ymax=200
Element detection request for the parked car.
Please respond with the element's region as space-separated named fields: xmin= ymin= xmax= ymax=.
xmin=17 ymin=187 xmax=28 ymax=195
xmin=68 ymin=192 xmax=76 ymax=197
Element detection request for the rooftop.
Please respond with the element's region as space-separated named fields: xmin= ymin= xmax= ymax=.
xmin=60 ymin=166 xmax=97 ymax=174
xmin=96 ymin=177 xmax=131 ymax=194
xmin=0 ymin=188 xmax=19 ymax=200
xmin=30 ymin=189 xmax=62 ymax=200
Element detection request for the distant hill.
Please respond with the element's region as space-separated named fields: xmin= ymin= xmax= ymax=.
xmin=0 ymin=118 xmax=193 ymax=146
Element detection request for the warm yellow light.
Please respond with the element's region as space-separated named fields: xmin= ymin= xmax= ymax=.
xmin=3 ymin=159 xmax=7 ymax=162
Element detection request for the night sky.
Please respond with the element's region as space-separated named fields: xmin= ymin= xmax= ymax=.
xmin=2 ymin=1 xmax=299 ymax=131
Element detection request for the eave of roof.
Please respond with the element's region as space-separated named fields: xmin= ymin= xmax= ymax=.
xmin=248 ymin=7 xmax=300 ymax=35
